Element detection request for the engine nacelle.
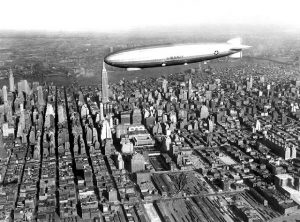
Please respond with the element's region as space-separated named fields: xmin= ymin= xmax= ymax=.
xmin=127 ymin=68 xmax=142 ymax=71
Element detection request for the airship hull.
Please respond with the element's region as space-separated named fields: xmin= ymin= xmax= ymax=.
xmin=105 ymin=51 xmax=235 ymax=68
xmin=104 ymin=39 xmax=250 ymax=68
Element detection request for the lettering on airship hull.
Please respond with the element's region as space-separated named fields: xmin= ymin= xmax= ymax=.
xmin=166 ymin=56 xmax=184 ymax=61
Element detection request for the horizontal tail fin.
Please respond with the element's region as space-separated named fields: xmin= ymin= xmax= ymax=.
xmin=229 ymin=51 xmax=242 ymax=58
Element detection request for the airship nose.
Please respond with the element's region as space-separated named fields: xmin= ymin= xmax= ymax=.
xmin=104 ymin=55 xmax=114 ymax=65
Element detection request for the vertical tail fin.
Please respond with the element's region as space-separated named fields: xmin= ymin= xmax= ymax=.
xmin=227 ymin=37 xmax=242 ymax=45
xmin=228 ymin=37 xmax=243 ymax=58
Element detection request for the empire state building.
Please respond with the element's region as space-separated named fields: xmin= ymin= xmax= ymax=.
xmin=101 ymin=62 xmax=109 ymax=103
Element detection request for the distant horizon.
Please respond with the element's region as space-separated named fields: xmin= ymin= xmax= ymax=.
xmin=0 ymin=23 xmax=299 ymax=36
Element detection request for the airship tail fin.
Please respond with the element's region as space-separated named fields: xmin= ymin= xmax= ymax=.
xmin=229 ymin=51 xmax=242 ymax=58
xmin=227 ymin=37 xmax=242 ymax=45
xmin=228 ymin=37 xmax=251 ymax=58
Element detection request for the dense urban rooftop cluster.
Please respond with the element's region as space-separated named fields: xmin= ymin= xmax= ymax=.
xmin=1 ymin=59 xmax=300 ymax=222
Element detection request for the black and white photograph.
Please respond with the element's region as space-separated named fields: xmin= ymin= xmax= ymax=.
xmin=0 ymin=0 xmax=300 ymax=221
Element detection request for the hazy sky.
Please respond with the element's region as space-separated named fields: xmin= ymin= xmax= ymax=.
xmin=0 ymin=0 xmax=300 ymax=32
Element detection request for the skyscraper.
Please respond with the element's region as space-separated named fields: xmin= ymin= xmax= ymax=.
xmin=57 ymin=104 xmax=65 ymax=123
xmin=249 ymin=75 xmax=253 ymax=89
xmin=17 ymin=104 xmax=25 ymax=137
xmin=200 ymin=105 xmax=209 ymax=119
xmin=162 ymin=135 xmax=171 ymax=152
xmin=18 ymin=80 xmax=30 ymax=96
xmin=80 ymin=104 xmax=90 ymax=118
xmin=86 ymin=126 xmax=93 ymax=145
xmin=162 ymin=79 xmax=168 ymax=93
xmin=130 ymin=153 xmax=145 ymax=173
xmin=101 ymin=62 xmax=109 ymax=103
xmin=9 ymin=69 xmax=14 ymax=92
xmin=99 ymin=102 xmax=105 ymax=120
xmin=108 ymin=188 xmax=118 ymax=202
xmin=132 ymin=107 xmax=142 ymax=124
xmin=37 ymin=86 xmax=45 ymax=106
xmin=0 ymin=129 xmax=8 ymax=159
xmin=188 ymin=78 xmax=192 ymax=99
xmin=208 ymin=119 xmax=214 ymax=132
xmin=100 ymin=119 xmax=112 ymax=141
xmin=117 ymin=152 xmax=124 ymax=170
xmin=45 ymin=104 xmax=55 ymax=128
xmin=255 ymin=120 xmax=261 ymax=131
xmin=22 ymin=80 xmax=30 ymax=95
xmin=2 ymin=86 xmax=7 ymax=103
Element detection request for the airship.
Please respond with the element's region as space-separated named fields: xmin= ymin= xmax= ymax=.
xmin=104 ymin=37 xmax=251 ymax=70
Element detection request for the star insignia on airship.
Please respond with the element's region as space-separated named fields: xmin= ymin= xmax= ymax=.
xmin=214 ymin=50 xmax=219 ymax=55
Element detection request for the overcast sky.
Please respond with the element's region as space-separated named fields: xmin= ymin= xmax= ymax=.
xmin=0 ymin=0 xmax=300 ymax=32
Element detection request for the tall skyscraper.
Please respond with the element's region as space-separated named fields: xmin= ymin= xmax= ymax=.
xmin=17 ymin=104 xmax=25 ymax=137
xmin=162 ymin=79 xmax=168 ymax=93
xmin=162 ymin=136 xmax=171 ymax=152
xmin=18 ymin=80 xmax=30 ymax=96
xmin=45 ymin=104 xmax=55 ymax=128
xmin=2 ymin=86 xmax=7 ymax=103
xmin=99 ymin=102 xmax=105 ymax=120
xmin=255 ymin=120 xmax=261 ymax=131
xmin=22 ymin=80 xmax=30 ymax=95
xmin=86 ymin=126 xmax=93 ymax=145
xmin=101 ymin=62 xmax=109 ymax=103
xmin=9 ymin=69 xmax=14 ymax=92
xmin=0 ymin=130 xmax=8 ymax=159
xmin=208 ymin=119 xmax=214 ymax=132
xmin=57 ymin=104 xmax=65 ymax=123
xmin=188 ymin=78 xmax=192 ymax=99
xmin=249 ymin=75 xmax=253 ymax=88
xmin=117 ymin=152 xmax=124 ymax=170
xmin=37 ymin=86 xmax=45 ymax=106
xmin=100 ymin=120 xmax=112 ymax=141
